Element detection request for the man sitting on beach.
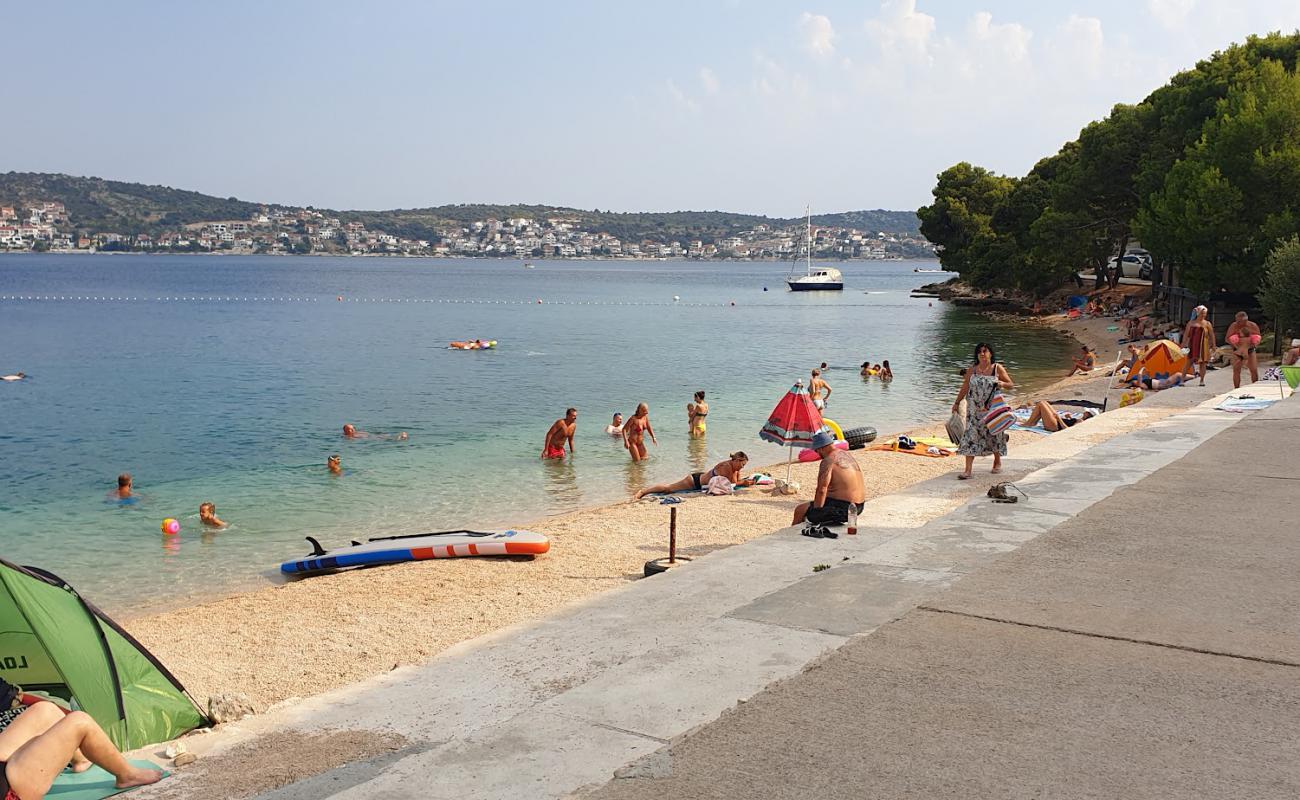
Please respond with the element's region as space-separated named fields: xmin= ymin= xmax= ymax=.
xmin=542 ymin=408 xmax=577 ymax=459
xmin=1067 ymin=345 xmax=1097 ymax=376
xmin=792 ymin=430 xmax=865 ymax=526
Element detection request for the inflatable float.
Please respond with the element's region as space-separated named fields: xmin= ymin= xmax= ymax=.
xmin=281 ymin=529 xmax=549 ymax=575
xmin=797 ymin=440 xmax=849 ymax=461
xmin=449 ymin=340 xmax=497 ymax=350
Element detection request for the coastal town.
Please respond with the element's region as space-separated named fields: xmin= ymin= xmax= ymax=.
xmin=0 ymin=199 xmax=934 ymax=260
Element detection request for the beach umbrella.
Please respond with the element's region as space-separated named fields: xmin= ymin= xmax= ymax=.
xmin=760 ymin=379 xmax=826 ymax=481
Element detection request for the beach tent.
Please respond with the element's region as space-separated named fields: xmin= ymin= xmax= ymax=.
xmin=1129 ymin=339 xmax=1188 ymax=380
xmin=0 ymin=559 xmax=207 ymax=750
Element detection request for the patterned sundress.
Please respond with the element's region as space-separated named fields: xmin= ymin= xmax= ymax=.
xmin=957 ymin=372 xmax=1008 ymax=457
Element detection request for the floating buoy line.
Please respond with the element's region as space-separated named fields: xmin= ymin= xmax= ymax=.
xmin=0 ymin=295 xmax=887 ymax=308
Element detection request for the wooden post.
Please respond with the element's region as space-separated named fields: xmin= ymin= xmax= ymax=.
xmin=668 ymin=507 xmax=677 ymax=563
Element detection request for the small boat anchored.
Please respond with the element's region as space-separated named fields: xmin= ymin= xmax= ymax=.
xmin=787 ymin=207 xmax=843 ymax=292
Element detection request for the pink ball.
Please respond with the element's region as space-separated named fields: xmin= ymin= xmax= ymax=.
xmin=161 ymin=518 xmax=180 ymax=535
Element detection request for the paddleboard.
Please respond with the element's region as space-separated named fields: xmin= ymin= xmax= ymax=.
xmin=280 ymin=529 xmax=550 ymax=575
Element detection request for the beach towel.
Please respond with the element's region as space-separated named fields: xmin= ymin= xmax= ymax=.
xmin=1214 ymin=397 xmax=1278 ymax=413
xmin=869 ymin=443 xmax=953 ymax=457
xmin=48 ymin=761 xmax=168 ymax=800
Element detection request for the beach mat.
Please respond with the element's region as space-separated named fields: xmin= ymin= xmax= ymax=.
xmin=1215 ymin=397 xmax=1277 ymax=413
xmin=48 ymin=761 xmax=168 ymax=800
xmin=868 ymin=444 xmax=953 ymax=457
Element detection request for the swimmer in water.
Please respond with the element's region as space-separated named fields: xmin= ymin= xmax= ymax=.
xmin=343 ymin=423 xmax=407 ymax=441
xmin=606 ymin=413 xmax=624 ymax=436
xmin=116 ymin=473 xmax=132 ymax=499
xmin=199 ymin=502 xmax=227 ymax=528
xmin=1 ymin=372 xmax=25 ymax=381
xmin=328 ymin=454 xmax=342 ymax=475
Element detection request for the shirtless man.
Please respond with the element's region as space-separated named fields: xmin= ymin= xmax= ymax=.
xmin=792 ymin=430 xmax=866 ymax=525
xmin=622 ymin=403 xmax=657 ymax=462
xmin=542 ymin=408 xmax=577 ymax=459
xmin=809 ymin=369 xmax=832 ymax=410
xmin=1225 ymin=311 xmax=1261 ymax=388
xmin=343 ymin=423 xmax=408 ymax=441
xmin=115 ymin=473 xmax=132 ymax=499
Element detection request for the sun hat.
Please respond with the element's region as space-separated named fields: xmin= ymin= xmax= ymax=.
xmin=809 ymin=429 xmax=837 ymax=449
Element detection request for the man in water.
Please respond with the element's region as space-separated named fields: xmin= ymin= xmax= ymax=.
xmin=542 ymin=408 xmax=577 ymax=459
xmin=809 ymin=369 xmax=832 ymax=410
xmin=343 ymin=423 xmax=407 ymax=440
xmin=606 ymin=413 xmax=624 ymax=436
xmin=792 ymin=430 xmax=866 ymax=525
xmin=1225 ymin=311 xmax=1261 ymax=388
xmin=328 ymin=454 xmax=342 ymax=475
xmin=116 ymin=473 xmax=133 ymax=499
xmin=1 ymin=372 xmax=25 ymax=381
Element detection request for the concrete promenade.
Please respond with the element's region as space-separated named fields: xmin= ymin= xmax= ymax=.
xmin=154 ymin=378 xmax=1294 ymax=799
xmin=583 ymin=389 xmax=1300 ymax=799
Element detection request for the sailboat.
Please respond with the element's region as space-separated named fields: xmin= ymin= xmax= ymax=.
xmin=786 ymin=208 xmax=843 ymax=291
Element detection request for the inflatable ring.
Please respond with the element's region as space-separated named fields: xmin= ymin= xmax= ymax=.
xmin=820 ymin=418 xmax=845 ymax=441
xmin=797 ymin=440 xmax=848 ymax=461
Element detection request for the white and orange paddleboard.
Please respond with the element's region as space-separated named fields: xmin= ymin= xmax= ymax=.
xmin=281 ymin=529 xmax=549 ymax=576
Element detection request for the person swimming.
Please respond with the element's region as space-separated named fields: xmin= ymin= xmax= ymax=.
xmin=343 ymin=423 xmax=407 ymax=441
xmin=1 ymin=372 xmax=25 ymax=381
xmin=199 ymin=502 xmax=227 ymax=528
xmin=605 ymin=413 xmax=624 ymax=436
xmin=328 ymin=454 xmax=342 ymax=475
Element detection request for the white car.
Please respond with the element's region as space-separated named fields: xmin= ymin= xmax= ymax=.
xmin=1106 ymin=253 xmax=1152 ymax=279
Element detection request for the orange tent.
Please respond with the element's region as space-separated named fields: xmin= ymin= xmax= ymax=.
xmin=1130 ymin=339 xmax=1188 ymax=380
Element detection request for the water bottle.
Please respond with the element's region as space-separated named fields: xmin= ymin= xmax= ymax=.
xmin=846 ymin=505 xmax=858 ymax=535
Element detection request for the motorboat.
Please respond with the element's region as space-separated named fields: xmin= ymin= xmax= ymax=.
xmin=787 ymin=208 xmax=843 ymax=291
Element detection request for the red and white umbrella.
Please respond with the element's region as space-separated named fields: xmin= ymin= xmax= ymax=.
xmin=759 ymin=379 xmax=826 ymax=481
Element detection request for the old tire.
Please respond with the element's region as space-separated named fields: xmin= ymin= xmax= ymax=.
xmin=843 ymin=426 xmax=878 ymax=449
xmin=644 ymin=556 xmax=692 ymax=577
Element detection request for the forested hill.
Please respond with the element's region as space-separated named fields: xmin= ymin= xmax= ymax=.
xmin=0 ymin=173 xmax=919 ymax=241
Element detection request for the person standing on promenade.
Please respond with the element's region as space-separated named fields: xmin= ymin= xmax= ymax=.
xmin=791 ymin=430 xmax=866 ymax=525
xmin=810 ymin=369 xmax=832 ymax=410
xmin=542 ymin=408 xmax=577 ymax=459
xmin=1225 ymin=311 xmax=1261 ymax=388
xmin=952 ymin=343 xmax=1014 ymax=479
xmin=686 ymin=391 xmax=708 ymax=438
xmin=622 ymin=403 xmax=657 ymax=462
xmin=1182 ymin=305 xmax=1216 ymax=386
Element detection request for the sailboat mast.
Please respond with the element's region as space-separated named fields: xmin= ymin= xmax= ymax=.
xmin=805 ymin=206 xmax=812 ymax=276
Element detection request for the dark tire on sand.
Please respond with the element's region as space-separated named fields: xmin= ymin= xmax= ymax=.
xmin=843 ymin=426 xmax=878 ymax=449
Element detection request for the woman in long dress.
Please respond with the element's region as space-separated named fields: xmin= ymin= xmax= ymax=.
xmin=951 ymin=342 xmax=1015 ymax=479
xmin=1182 ymin=305 xmax=1215 ymax=386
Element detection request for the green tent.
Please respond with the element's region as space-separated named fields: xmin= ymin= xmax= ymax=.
xmin=0 ymin=559 xmax=207 ymax=750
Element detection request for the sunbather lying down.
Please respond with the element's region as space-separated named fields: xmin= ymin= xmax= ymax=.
xmin=1021 ymin=400 xmax=1096 ymax=432
xmin=1125 ymin=368 xmax=1185 ymax=391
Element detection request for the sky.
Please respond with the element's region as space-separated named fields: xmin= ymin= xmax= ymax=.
xmin=3 ymin=1 xmax=1300 ymax=216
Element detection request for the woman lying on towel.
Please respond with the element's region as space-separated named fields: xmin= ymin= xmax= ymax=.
xmin=1125 ymin=368 xmax=1185 ymax=391
xmin=0 ymin=686 xmax=163 ymax=800
xmin=634 ymin=452 xmax=755 ymax=500
xmin=1022 ymin=400 xmax=1096 ymax=432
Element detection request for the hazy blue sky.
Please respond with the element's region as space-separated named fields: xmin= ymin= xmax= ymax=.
xmin=4 ymin=1 xmax=1299 ymax=215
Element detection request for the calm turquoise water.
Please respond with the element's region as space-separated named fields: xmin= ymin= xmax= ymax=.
xmin=0 ymin=254 xmax=1074 ymax=613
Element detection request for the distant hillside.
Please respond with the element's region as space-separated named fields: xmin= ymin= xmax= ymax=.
xmin=0 ymin=172 xmax=920 ymax=242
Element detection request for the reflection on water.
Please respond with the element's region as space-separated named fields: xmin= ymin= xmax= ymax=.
xmin=541 ymin=457 xmax=582 ymax=513
xmin=686 ymin=435 xmax=710 ymax=474
xmin=622 ymin=459 xmax=648 ymax=498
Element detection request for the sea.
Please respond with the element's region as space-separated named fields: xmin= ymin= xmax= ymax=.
xmin=0 ymin=254 xmax=1076 ymax=614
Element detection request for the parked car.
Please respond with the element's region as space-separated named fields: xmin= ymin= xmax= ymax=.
xmin=1138 ymin=262 xmax=1154 ymax=281
xmin=1106 ymin=253 xmax=1152 ymax=279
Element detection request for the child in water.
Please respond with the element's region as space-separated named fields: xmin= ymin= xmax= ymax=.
xmin=199 ymin=502 xmax=227 ymax=528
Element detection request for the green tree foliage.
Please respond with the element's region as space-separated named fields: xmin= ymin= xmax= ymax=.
xmin=922 ymin=32 xmax=1300 ymax=299
xmin=917 ymin=163 xmax=1014 ymax=285
xmin=1259 ymin=237 xmax=1300 ymax=337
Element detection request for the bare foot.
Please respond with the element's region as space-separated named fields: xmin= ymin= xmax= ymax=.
xmin=116 ymin=766 xmax=164 ymax=789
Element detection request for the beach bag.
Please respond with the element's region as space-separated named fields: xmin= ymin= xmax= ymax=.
xmin=982 ymin=393 xmax=1015 ymax=436
xmin=705 ymin=475 xmax=734 ymax=495
xmin=945 ymin=410 xmax=965 ymax=443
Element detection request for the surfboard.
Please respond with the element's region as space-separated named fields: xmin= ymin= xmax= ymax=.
xmin=280 ymin=529 xmax=550 ymax=575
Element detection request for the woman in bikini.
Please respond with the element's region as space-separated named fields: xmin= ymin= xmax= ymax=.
xmin=1182 ymin=305 xmax=1215 ymax=386
xmin=686 ymin=391 xmax=708 ymax=438
xmin=622 ymin=402 xmax=657 ymax=462
xmin=634 ymin=452 xmax=753 ymax=499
